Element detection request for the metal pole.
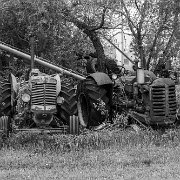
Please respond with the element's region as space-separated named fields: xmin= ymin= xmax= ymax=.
xmin=30 ymin=36 xmax=35 ymax=70
xmin=121 ymin=1 xmax=124 ymax=66
xmin=121 ymin=19 xmax=124 ymax=65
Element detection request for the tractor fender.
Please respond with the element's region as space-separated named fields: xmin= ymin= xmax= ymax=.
xmin=88 ymin=72 xmax=113 ymax=86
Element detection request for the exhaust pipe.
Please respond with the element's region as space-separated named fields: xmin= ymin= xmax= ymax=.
xmin=30 ymin=36 xmax=35 ymax=70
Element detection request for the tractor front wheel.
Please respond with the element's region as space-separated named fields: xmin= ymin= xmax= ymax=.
xmin=57 ymin=81 xmax=77 ymax=125
xmin=0 ymin=116 xmax=11 ymax=138
xmin=69 ymin=115 xmax=79 ymax=135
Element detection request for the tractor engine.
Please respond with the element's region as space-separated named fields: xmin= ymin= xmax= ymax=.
xmin=16 ymin=69 xmax=62 ymax=127
xmin=113 ymin=69 xmax=177 ymax=126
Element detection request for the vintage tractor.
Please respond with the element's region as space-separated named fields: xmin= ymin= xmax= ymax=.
xmin=111 ymin=61 xmax=178 ymax=128
xmin=0 ymin=58 xmax=79 ymax=136
xmin=76 ymin=55 xmax=178 ymax=129
xmin=0 ymin=71 xmax=81 ymax=136
xmin=0 ymin=41 xmax=113 ymax=136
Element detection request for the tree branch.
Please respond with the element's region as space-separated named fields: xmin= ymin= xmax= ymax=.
xmin=138 ymin=0 xmax=148 ymax=32
xmin=89 ymin=7 xmax=107 ymax=31
xmin=121 ymin=0 xmax=138 ymax=39
xmin=101 ymin=34 xmax=135 ymax=64
xmin=61 ymin=7 xmax=89 ymax=31
xmin=146 ymin=11 xmax=170 ymax=68
xmin=134 ymin=0 xmax=141 ymax=13
xmin=162 ymin=6 xmax=179 ymax=59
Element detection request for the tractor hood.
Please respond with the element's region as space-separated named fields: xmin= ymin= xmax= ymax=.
xmin=30 ymin=73 xmax=61 ymax=95
xmin=123 ymin=70 xmax=156 ymax=85
xmin=151 ymin=78 xmax=175 ymax=87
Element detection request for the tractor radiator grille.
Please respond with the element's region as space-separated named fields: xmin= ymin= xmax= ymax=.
xmin=31 ymin=83 xmax=56 ymax=106
xmin=151 ymin=85 xmax=176 ymax=116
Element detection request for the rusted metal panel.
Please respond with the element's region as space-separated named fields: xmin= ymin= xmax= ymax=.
xmin=88 ymin=72 xmax=113 ymax=86
xmin=151 ymin=78 xmax=175 ymax=86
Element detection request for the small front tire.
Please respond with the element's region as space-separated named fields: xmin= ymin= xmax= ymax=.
xmin=0 ymin=116 xmax=11 ymax=138
xmin=69 ymin=115 xmax=79 ymax=135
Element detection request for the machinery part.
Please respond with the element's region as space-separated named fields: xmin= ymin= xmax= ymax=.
xmin=77 ymin=93 xmax=89 ymax=127
xmin=149 ymin=78 xmax=176 ymax=125
xmin=86 ymin=57 xmax=97 ymax=74
xmin=105 ymin=58 xmax=121 ymax=75
xmin=0 ymin=116 xmax=11 ymax=138
xmin=69 ymin=115 xmax=79 ymax=135
xmin=0 ymin=78 xmax=11 ymax=116
xmin=58 ymin=81 xmax=77 ymax=125
xmin=78 ymin=76 xmax=110 ymax=127
xmin=31 ymin=81 xmax=57 ymax=106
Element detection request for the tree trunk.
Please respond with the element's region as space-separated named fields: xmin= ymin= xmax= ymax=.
xmin=137 ymin=37 xmax=146 ymax=69
xmin=61 ymin=7 xmax=107 ymax=73
xmin=86 ymin=31 xmax=106 ymax=72
xmin=139 ymin=45 xmax=146 ymax=69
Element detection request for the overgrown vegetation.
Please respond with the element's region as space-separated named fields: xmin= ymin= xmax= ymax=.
xmin=1 ymin=128 xmax=180 ymax=179
xmin=0 ymin=128 xmax=179 ymax=153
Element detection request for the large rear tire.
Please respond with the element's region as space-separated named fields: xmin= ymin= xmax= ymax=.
xmin=0 ymin=79 xmax=11 ymax=116
xmin=57 ymin=81 xmax=77 ymax=125
xmin=0 ymin=78 xmax=12 ymax=138
xmin=77 ymin=77 xmax=110 ymax=127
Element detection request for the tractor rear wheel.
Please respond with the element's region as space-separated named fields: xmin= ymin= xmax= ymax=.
xmin=0 ymin=79 xmax=11 ymax=116
xmin=0 ymin=78 xmax=12 ymax=138
xmin=77 ymin=77 xmax=110 ymax=127
xmin=57 ymin=81 xmax=77 ymax=125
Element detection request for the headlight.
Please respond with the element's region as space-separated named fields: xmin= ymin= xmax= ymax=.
xmin=57 ymin=96 xmax=64 ymax=105
xmin=22 ymin=93 xmax=30 ymax=102
xmin=112 ymin=74 xmax=118 ymax=80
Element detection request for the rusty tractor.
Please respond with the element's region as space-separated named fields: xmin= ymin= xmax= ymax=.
xmin=77 ymin=54 xmax=178 ymax=129
xmin=111 ymin=62 xmax=178 ymax=129
xmin=0 ymin=41 xmax=113 ymax=137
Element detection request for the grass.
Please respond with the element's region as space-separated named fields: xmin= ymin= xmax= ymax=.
xmin=0 ymin=128 xmax=180 ymax=179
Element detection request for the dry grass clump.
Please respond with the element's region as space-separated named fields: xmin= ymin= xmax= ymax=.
xmin=0 ymin=127 xmax=180 ymax=153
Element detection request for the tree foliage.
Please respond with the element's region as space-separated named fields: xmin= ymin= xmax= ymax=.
xmin=109 ymin=0 xmax=180 ymax=70
xmin=0 ymin=0 xmax=94 ymax=72
xmin=0 ymin=0 xmax=180 ymax=73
